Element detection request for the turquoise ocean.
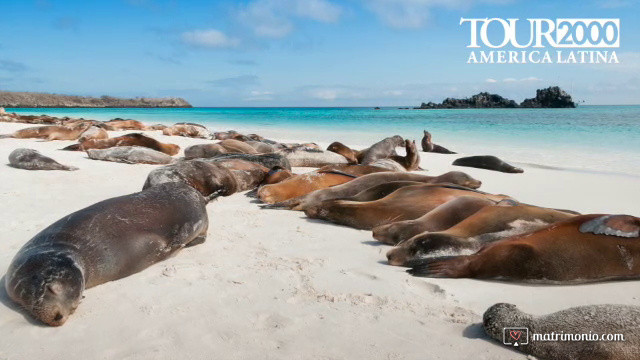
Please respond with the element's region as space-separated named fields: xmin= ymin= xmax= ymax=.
xmin=8 ymin=106 xmax=640 ymax=177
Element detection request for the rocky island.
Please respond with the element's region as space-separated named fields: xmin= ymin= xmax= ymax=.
xmin=0 ymin=91 xmax=191 ymax=108
xmin=416 ymin=86 xmax=576 ymax=109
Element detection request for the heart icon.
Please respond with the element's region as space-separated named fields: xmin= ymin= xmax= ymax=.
xmin=509 ymin=330 xmax=522 ymax=341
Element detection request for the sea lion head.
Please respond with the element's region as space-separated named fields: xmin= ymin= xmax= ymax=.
xmin=435 ymin=171 xmax=482 ymax=189
xmin=390 ymin=135 xmax=404 ymax=147
xmin=483 ymin=303 xmax=533 ymax=342
xmin=6 ymin=252 xmax=84 ymax=326
xmin=372 ymin=221 xmax=415 ymax=245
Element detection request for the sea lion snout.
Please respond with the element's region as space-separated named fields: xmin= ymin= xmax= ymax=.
xmin=386 ymin=247 xmax=412 ymax=266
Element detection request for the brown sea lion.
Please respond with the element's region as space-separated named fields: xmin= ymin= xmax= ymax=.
xmin=147 ymin=124 xmax=168 ymax=131
xmin=389 ymin=139 xmax=420 ymax=171
xmin=78 ymin=126 xmax=109 ymax=142
xmin=406 ymin=214 xmax=640 ymax=283
xmin=387 ymin=200 xmax=577 ymax=265
xmin=263 ymin=166 xmax=293 ymax=185
xmin=453 ymin=155 xmax=523 ymax=173
xmin=218 ymin=139 xmax=259 ymax=154
xmin=62 ymin=133 xmax=180 ymax=156
xmin=143 ymin=159 xmax=239 ymax=198
xmin=8 ymin=148 xmax=78 ymax=171
xmin=212 ymin=158 xmax=270 ymax=191
xmin=5 ymin=123 xmax=90 ymax=141
xmin=4 ymin=182 xmax=208 ymax=326
xmin=327 ymin=142 xmax=359 ymax=164
xmin=304 ymin=184 xmax=508 ymax=230
xmin=483 ymin=303 xmax=640 ymax=360
xmin=258 ymin=170 xmax=357 ymax=204
xmin=206 ymin=153 xmax=292 ymax=170
xmin=359 ymin=135 xmax=404 ymax=165
xmin=342 ymin=181 xmax=424 ymax=202
xmin=421 ymin=131 xmax=456 ymax=154
xmin=104 ymin=119 xmax=148 ymax=131
xmin=373 ymin=196 xmax=496 ymax=245
xmin=162 ymin=123 xmax=211 ymax=139
xmin=318 ymin=164 xmax=391 ymax=177
xmin=262 ymin=171 xmax=482 ymax=211
xmin=87 ymin=146 xmax=174 ymax=165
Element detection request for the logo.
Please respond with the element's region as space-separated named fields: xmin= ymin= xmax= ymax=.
xmin=460 ymin=18 xmax=620 ymax=64
xmin=503 ymin=327 xmax=529 ymax=347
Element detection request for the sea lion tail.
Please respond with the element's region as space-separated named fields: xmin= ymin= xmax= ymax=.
xmin=245 ymin=188 xmax=259 ymax=198
xmin=0 ymin=134 xmax=12 ymax=139
xmin=61 ymin=143 xmax=81 ymax=151
xmin=406 ymin=256 xmax=462 ymax=277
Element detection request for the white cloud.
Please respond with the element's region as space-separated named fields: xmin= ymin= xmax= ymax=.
xmin=244 ymin=90 xmax=274 ymax=101
xmin=363 ymin=0 xmax=512 ymax=29
xmin=238 ymin=0 xmax=342 ymax=38
xmin=485 ymin=78 xmax=497 ymax=83
xmin=520 ymin=76 xmax=541 ymax=82
xmin=503 ymin=77 xmax=517 ymax=82
xmin=181 ymin=29 xmax=240 ymax=48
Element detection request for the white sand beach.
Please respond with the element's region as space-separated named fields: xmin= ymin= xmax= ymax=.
xmin=0 ymin=122 xmax=639 ymax=360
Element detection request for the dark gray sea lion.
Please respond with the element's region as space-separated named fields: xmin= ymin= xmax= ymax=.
xmin=184 ymin=143 xmax=227 ymax=159
xmin=78 ymin=126 xmax=109 ymax=142
xmin=359 ymin=135 xmax=404 ymax=165
xmin=245 ymin=140 xmax=276 ymax=153
xmin=281 ymin=148 xmax=349 ymax=167
xmin=421 ymin=131 xmax=456 ymax=154
xmin=387 ymin=200 xmax=577 ymax=265
xmin=207 ymin=153 xmax=291 ymax=171
xmin=372 ymin=196 xmax=495 ymax=245
xmin=4 ymin=182 xmax=209 ymax=326
xmin=87 ymin=146 xmax=174 ymax=165
xmin=262 ymin=171 xmax=482 ymax=211
xmin=143 ymin=159 xmax=239 ymax=199
xmin=304 ymin=184 xmax=508 ymax=230
xmin=453 ymin=155 xmax=523 ymax=173
xmin=484 ymin=303 xmax=640 ymax=360
xmin=212 ymin=158 xmax=270 ymax=191
xmin=406 ymin=214 xmax=640 ymax=283
xmin=8 ymin=148 xmax=78 ymax=171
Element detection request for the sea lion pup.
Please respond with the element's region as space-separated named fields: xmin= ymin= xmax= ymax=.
xmin=484 ymin=303 xmax=640 ymax=360
xmin=406 ymin=214 xmax=640 ymax=283
xmin=262 ymin=171 xmax=482 ymax=211
xmin=8 ymin=148 xmax=78 ymax=171
xmin=4 ymin=182 xmax=209 ymax=326
xmin=421 ymin=131 xmax=456 ymax=154
xmin=3 ymin=122 xmax=90 ymax=141
xmin=453 ymin=155 xmax=523 ymax=173
xmin=257 ymin=170 xmax=358 ymax=204
xmin=281 ymin=148 xmax=349 ymax=167
xmin=87 ymin=146 xmax=174 ymax=165
xmin=218 ymin=139 xmax=259 ymax=154
xmin=103 ymin=118 xmax=148 ymax=130
xmin=357 ymin=135 xmax=404 ymax=164
xmin=373 ymin=196 xmax=496 ymax=245
xmin=162 ymin=123 xmax=211 ymax=139
xmin=304 ymin=184 xmax=508 ymax=230
xmin=78 ymin=125 xmax=109 ymax=142
xmin=317 ymin=164 xmax=391 ymax=177
xmin=184 ymin=143 xmax=227 ymax=159
xmin=207 ymin=153 xmax=291 ymax=171
xmin=143 ymin=159 xmax=239 ymax=198
xmin=387 ymin=200 xmax=577 ymax=265
xmin=327 ymin=141 xmax=359 ymax=164
xmin=62 ymin=133 xmax=180 ymax=156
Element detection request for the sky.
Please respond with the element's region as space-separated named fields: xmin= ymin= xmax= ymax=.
xmin=0 ymin=0 xmax=639 ymax=106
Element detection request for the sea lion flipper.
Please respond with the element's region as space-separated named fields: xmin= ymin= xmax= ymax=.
xmin=406 ymin=256 xmax=467 ymax=277
xmin=579 ymin=215 xmax=640 ymax=238
xmin=496 ymin=199 xmax=520 ymax=207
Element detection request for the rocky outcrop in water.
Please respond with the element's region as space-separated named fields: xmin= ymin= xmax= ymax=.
xmin=0 ymin=91 xmax=191 ymax=108
xmin=520 ymin=86 xmax=576 ymax=108
xmin=416 ymin=86 xmax=575 ymax=109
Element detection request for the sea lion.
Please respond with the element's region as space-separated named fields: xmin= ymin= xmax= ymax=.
xmin=207 ymin=153 xmax=291 ymax=171
xmin=212 ymin=158 xmax=270 ymax=191
xmin=317 ymin=164 xmax=391 ymax=177
xmin=387 ymin=200 xmax=577 ymax=265
xmin=373 ymin=196 xmax=495 ymax=245
xmin=262 ymin=171 xmax=482 ymax=211
xmin=184 ymin=143 xmax=227 ymax=159
xmin=304 ymin=184 xmax=508 ymax=230
xmin=8 ymin=148 xmax=78 ymax=171
xmin=104 ymin=118 xmax=148 ymax=131
xmin=327 ymin=142 xmax=359 ymax=164
xmin=368 ymin=159 xmax=407 ymax=172
xmin=245 ymin=140 xmax=276 ymax=153
xmin=282 ymin=148 xmax=349 ymax=167
xmin=247 ymin=134 xmax=265 ymax=141
xmin=218 ymin=139 xmax=259 ymax=154
xmin=162 ymin=123 xmax=211 ymax=139
xmin=421 ymin=131 xmax=456 ymax=154
xmin=453 ymin=155 xmax=523 ymax=173
xmin=87 ymin=146 xmax=174 ymax=165
xmin=342 ymin=181 xmax=424 ymax=202
xmin=4 ymin=182 xmax=209 ymax=326
xmin=389 ymin=139 xmax=420 ymax=171
xmin=359 ymin=135 xmax=404 ymax=165
xmin=263 ymin=166 xmax=293 ymax=185
xmin=62 ymin=133 xmax=180 ymax=156
xmin=213 ymin=130 xmax=239 ymax=140
xmin=143 ymin=159 xmax=239 ymax=198
xmin=147 ymin=124 xmax=168 ymax=131
xmin=78 ymin=126 xmax=109 ymax=142
xmin=483 ymin=303 xmax=640 ymax=360
xmin=4 ymin=123 xmax=90 ymax=141
xmin=406 ymin=214 xmax=640 ymax=283
xmin=258 ymin=170 xmax=357 ymax=204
